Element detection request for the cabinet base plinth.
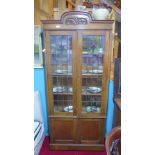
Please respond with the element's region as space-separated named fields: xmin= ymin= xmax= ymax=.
xmin=49 ymin=143 xmax=105 ymax=151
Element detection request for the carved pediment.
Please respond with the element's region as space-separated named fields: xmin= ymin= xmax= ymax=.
xmin=65 ymin=17 xmax=88 ymax=25
xmin=61 ymin=11 xmax=93 ymax=25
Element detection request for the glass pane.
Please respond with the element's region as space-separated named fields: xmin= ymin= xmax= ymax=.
xmin=50 ymin=35 xmax=73 ymax=113
xmin=81 ymin=35 xmax=105 ymax=113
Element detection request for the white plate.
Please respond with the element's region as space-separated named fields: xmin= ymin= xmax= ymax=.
xmin=53 ymin=86 xmax=65 ymax=93
xmin=82 ymin=70 xmax=88 ymax=74
xmin=64 ymin=106 xmax=73 ymax=112
xmin=88 ymin=70 xmax=103 ymax=74
xmin=68 ymin=87 xmax=73 ymax=93
xmin=54 ymin=70 xmax=68 ymax=74
xmin=87 ymin=87 xmax=102 ymax=93
xmin=82 ymin=51 xmax=88 ymax=54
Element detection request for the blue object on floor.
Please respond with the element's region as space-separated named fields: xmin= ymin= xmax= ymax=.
xmin=105 ymin=80 xmax=115 ymax=136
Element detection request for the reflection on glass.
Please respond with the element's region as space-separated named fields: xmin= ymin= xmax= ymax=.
xmin=81 ymin=35 xmax=105 ymax=113
xmin=50 ymin=35 xmax=73 ymax=113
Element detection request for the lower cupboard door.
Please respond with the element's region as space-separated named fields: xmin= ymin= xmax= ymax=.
xmin=77 ymin=118 xmax=106 ymax=144
xmin=50 ymin=118 xmax=77 ymax=144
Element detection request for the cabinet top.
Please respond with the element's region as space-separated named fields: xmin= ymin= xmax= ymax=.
xmin=41 ymin=11 xmax=114 ymax=31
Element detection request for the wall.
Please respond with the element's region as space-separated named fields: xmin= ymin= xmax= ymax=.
xmin=34 ymin=68 xmax=48 ymax=135
xmin=34 ymin=68 xmax=115 ymax=136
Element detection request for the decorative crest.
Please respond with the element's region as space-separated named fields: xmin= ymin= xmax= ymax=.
xmin=61 ymin=11 xmax=93 ymax=25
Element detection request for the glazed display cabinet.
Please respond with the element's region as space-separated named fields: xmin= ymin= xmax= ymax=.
xmin=42 ymin=11 xmax=114 ymax=151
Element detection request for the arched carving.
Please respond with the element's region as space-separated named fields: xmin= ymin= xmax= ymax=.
xmin=61 ymin=11 xmax=93 ymax=25
xmin=65 ymin=17 xmax=88 ymax=25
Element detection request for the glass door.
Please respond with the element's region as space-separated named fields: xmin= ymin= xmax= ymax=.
xmin=77 ymin=31 xmax=108 ymax=115
xmin=45 ymin=31 xmax=76 ymax=115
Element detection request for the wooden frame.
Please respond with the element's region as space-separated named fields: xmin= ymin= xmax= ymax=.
xmin=44 ymin=31 xmax=77 ymax=116
xmin=114 ymin=58 xmax=121 ymax=98
xmin=77 ymin=30 xmax=111 ymax=116
xmin=42 ymin=11 xmax=114 ymax=151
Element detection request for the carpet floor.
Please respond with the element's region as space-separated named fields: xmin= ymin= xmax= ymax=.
xmin=39 ymin=137 xmax=107 ymax=155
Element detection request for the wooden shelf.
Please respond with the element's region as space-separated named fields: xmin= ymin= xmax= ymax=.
xmin=52 ymin=89 xmax=102 ymax=96
xmin=52 ymin=73 xmax=103 ymax=77
xmin=82 ymin=93 xmax=102 ymax=96
xmin=82 ymin=53 xmax=104 ymax=56
xmin=53 ymin=92 xmax=73 ymax=95
xmin=52 ymin=74 xmax=73 ymax=77
xmin=53 ymin=92 xmax=102 ymax=96
xmin=82 ymin=74 xmax=103 ymax=78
